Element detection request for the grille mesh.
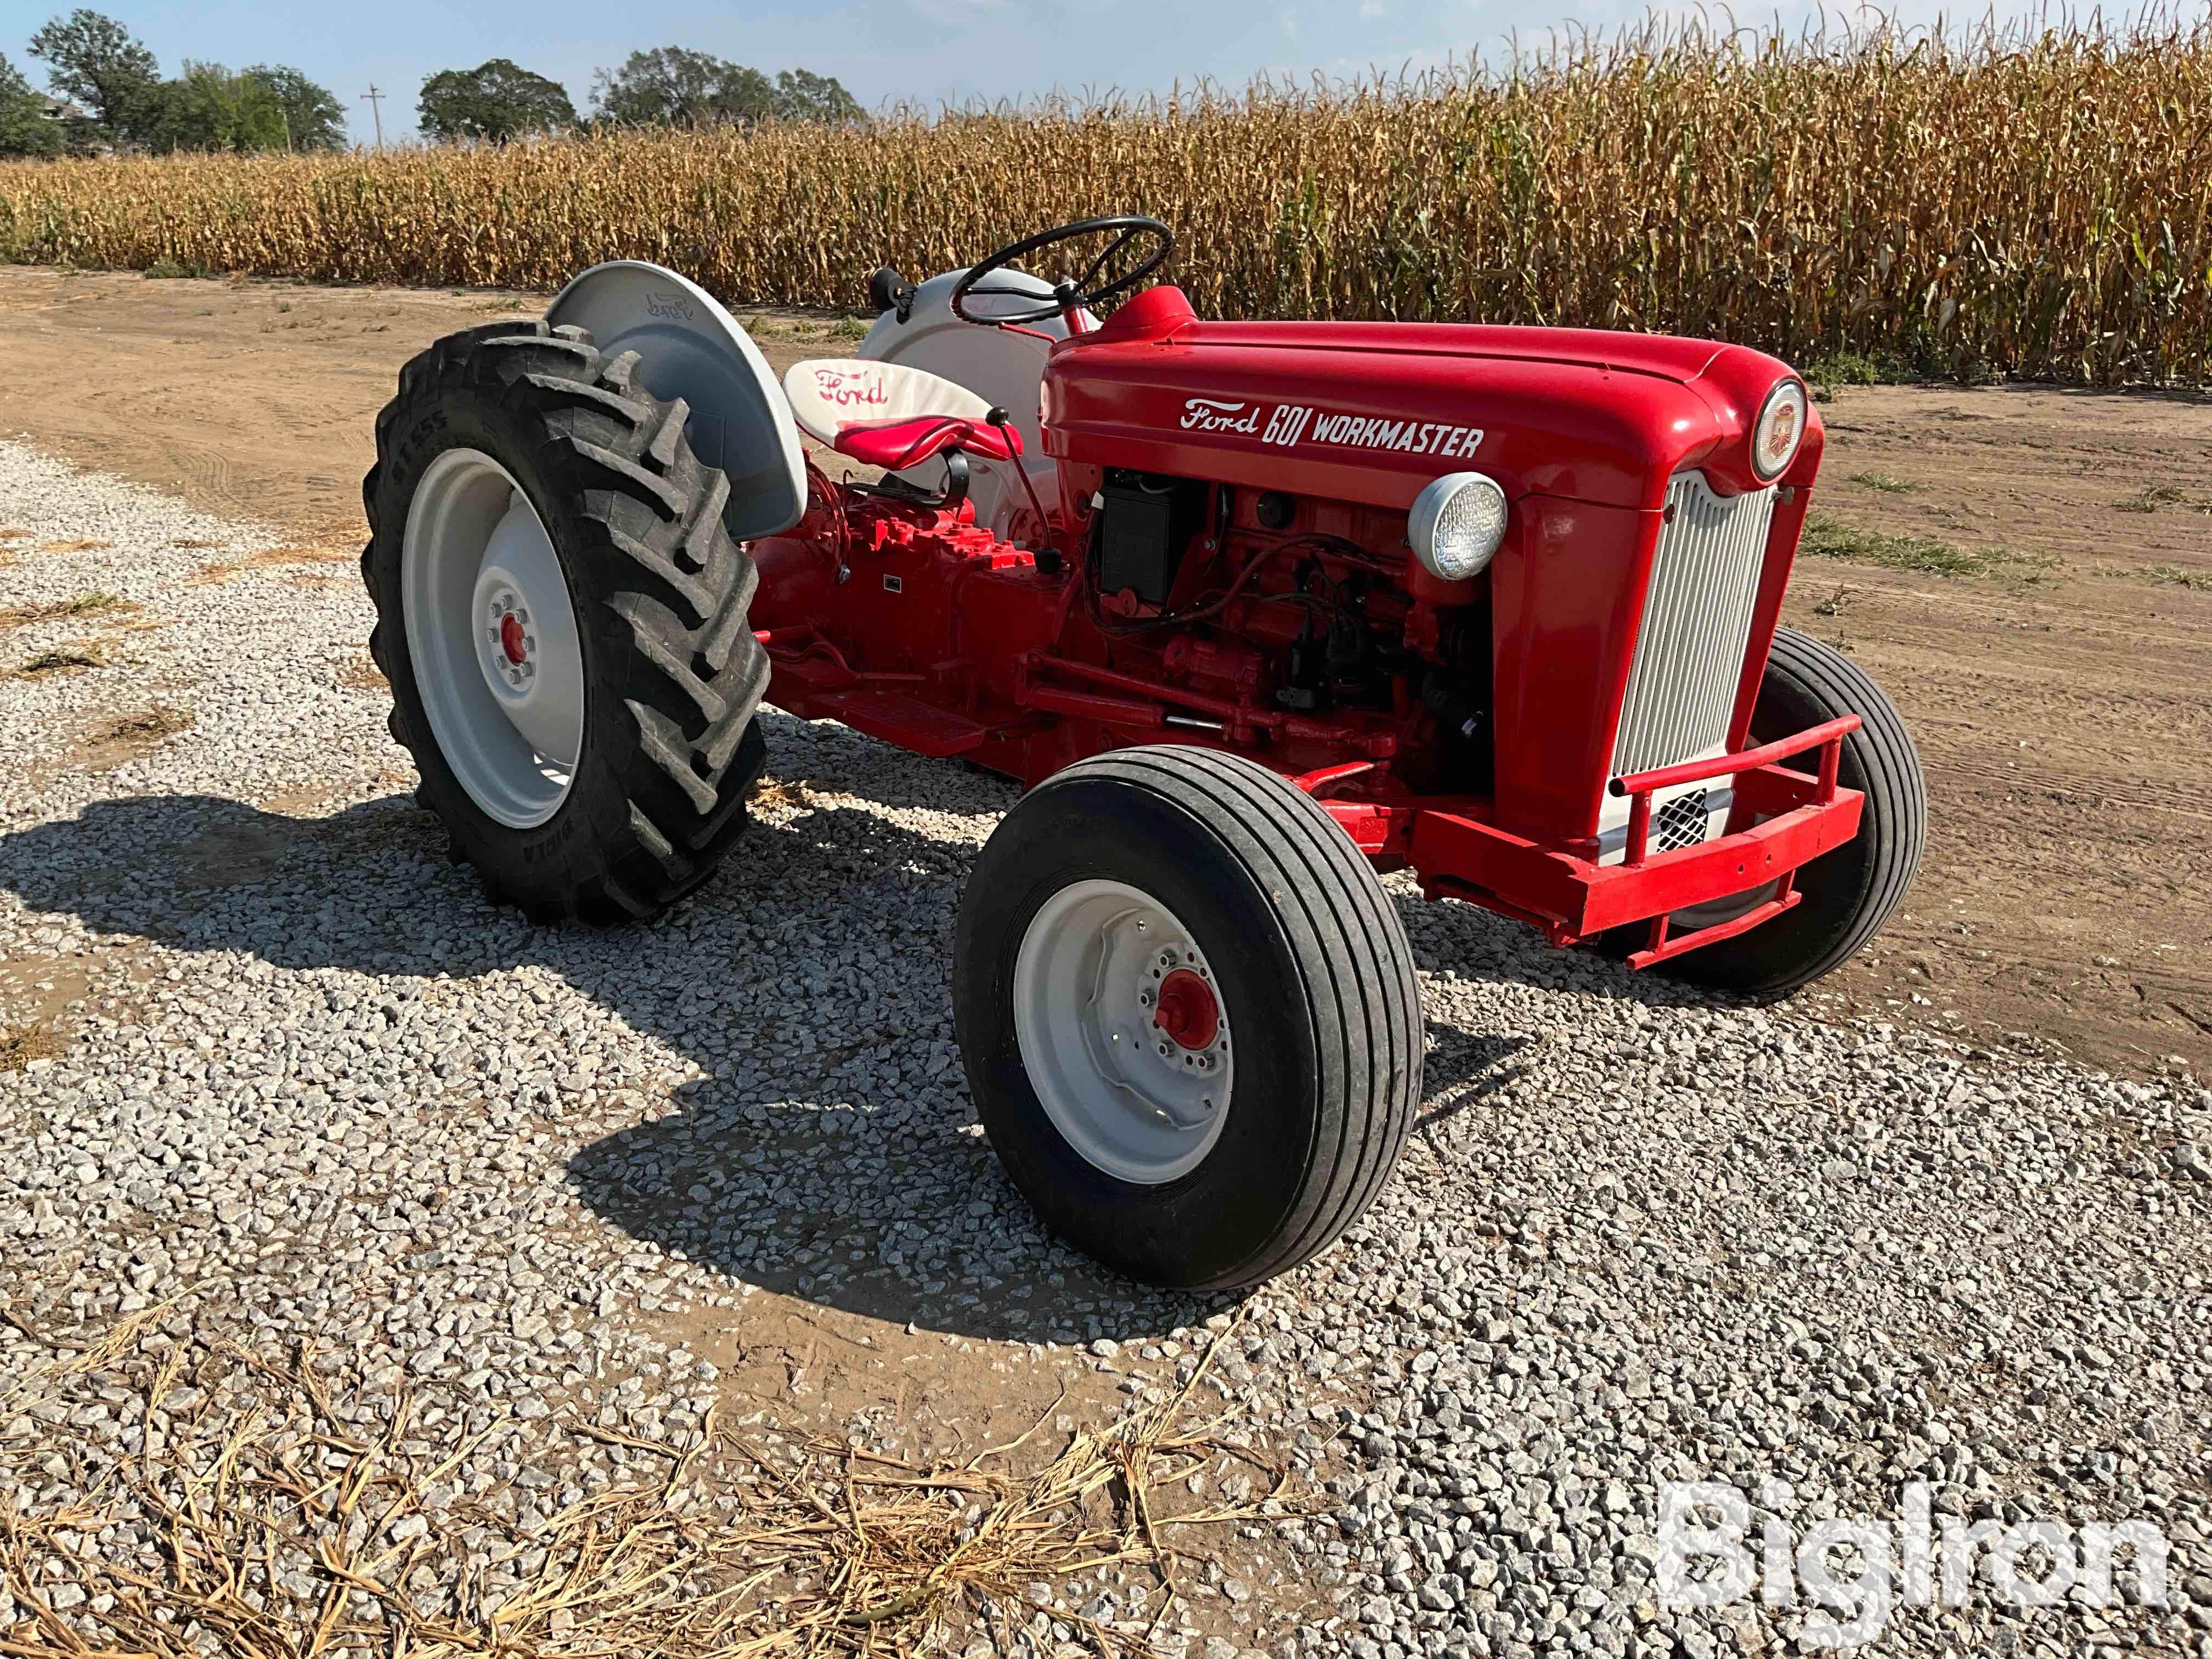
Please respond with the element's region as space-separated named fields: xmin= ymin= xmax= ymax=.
xmin=1651 ymin=789 xmax=1711 ymax=854
xmin=1611 ymin=473 xmax=1778 ymax=778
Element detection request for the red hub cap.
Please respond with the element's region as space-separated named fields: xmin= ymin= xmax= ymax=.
xmin=499 ymin=613 xmax=528 ymax=665
xmin=1153 ymin=968 xmax=1220 ymax=1051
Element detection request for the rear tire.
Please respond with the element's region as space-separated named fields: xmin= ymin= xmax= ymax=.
xmin=952 ymin=747 xmax=1424 ymax=1290
xmin=362 ymin=320 xmax=771 ymax=922
xmin=1660 ymin=627 xmax=1926 ymax=997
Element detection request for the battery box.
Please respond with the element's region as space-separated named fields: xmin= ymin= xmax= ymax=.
xmin=1097 ymin=471 xmax=1208 ymax=606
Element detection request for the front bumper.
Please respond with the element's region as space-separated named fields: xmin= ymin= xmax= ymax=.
xmin=1323 ymin=716 xmax=1864 ymax=968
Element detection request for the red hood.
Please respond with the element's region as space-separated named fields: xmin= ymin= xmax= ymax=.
xmin=1160 ymin=319 xmax=1732 ymax=386
xmin=1043 ymin=286 xmax=1814 ymax=510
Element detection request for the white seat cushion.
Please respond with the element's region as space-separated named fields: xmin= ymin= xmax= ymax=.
xmin=782 ymin=358 xmax=994 ymax=446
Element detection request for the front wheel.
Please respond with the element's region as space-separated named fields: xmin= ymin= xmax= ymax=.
xmin=1660 ymin=627 xmax=1927 ymax=997
xmin=952 ymin=747 xmax=1424 ymax=1290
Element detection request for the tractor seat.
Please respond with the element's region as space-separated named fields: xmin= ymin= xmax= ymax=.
xmin=782 ymin=358 xmax=1023 ymax=472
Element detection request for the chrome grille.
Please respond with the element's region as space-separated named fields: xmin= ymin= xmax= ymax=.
xmin=1611 ymin=473 xmax=1777 ymax=778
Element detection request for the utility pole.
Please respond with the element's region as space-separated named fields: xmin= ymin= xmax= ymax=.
xmin=360 ymin=84 xmax=385 ymax=151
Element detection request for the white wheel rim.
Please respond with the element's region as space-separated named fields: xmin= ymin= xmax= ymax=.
xmin=401 ymin=449 xmax=585 ymax=829
xmin=1012 ymin=879 xmax=1234 ymax=1186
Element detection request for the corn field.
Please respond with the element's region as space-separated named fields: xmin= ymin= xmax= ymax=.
xmin=4 ymin=14 xmax=2210 ymax=382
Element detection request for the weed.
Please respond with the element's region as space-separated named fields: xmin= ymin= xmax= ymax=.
xmin=0 ymin=1024 xmax=64 ymax=1071
xmin=14 ymin=645 xmax=103 ymax=677
xmin=1799 ymin=510 xmax=2053 ymax=579
xmin=0 ymin=590 xmax=129 ymax=628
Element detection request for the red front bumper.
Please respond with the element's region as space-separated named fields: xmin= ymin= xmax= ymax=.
xmin=1323 ymin=718 xmax=1865 ymax=968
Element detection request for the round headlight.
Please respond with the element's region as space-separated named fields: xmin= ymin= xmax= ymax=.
xmin=1408 ymin=472 xmax=1509 ymax=582
xmin=1752 ymin=379 xmax=1808 ymax=481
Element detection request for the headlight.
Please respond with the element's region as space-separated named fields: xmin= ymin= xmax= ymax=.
xmin=1408 ymin=472 xmax=1509 ymax=582
xmin=1752 ymin=379 xmax=1808 ymax=480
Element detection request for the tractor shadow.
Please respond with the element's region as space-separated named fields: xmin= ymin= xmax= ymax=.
xmin=0 ymin=719 xmax=1673 ymax=1341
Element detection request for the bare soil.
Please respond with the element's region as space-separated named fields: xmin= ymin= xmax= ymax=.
xmin=4 ymin=266 xmax=2208 ymax=1080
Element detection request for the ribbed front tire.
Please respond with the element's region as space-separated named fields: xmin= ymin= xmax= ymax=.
xmin=1664 ymin=627 xmax=1927 ymax=997
xmin=953 ymin=747 xmax=1425 ymax=1290
xmin=362 ymin=320 xmax=769 ymax=922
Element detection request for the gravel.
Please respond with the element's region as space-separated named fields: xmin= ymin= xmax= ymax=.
xmin=2 ymin=435 xmax=2208 ymax=1656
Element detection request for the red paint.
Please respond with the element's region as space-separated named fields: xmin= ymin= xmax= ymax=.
xmin=499 ymin=613 xmax=526 ymax=665
xmin=1153 ymin=968 xmax=1220 ymax=1049
xmin=745 ymin=285 xmax=1848 ymax=969
xmin=831 ymin=413 xmax=1023 ymax=471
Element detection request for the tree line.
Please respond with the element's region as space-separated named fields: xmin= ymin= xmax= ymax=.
xmin=2 ymin=10 xmax=346 ymax=157
xmin=0 ymin=10 xmax=864 ymax=158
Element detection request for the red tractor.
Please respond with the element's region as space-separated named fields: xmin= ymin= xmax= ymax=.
xmin=362 ymin=217 xmax=1924 ymax=1290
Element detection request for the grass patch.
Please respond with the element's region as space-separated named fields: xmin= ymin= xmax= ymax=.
xmin=37 ymin=538 xmax=112 ymax=556
xmin=1799 ymin=510 xmax=2053 ymax=580
xmin=2113 ymin=483 xmax=2210 ymax=514
xmin=0 ymin=589 xmax=131 ymax=629
xmin=12 ymin=644 xmax=104 ymax=678
xmin=97 ymin=706 xmax=194 ymax=743
xmin=0 ymin=1024 xmax=64 ymax=1071
xmin=2101 ymin=563 xmax=2212 ymax=592
xmin=143 ymin=257 xmax=211 ymax=279
xmin=1847 ymin=471 xmax=1920 ymax=493
xmin=1801 ymin=347 xmax=1921 ymax=387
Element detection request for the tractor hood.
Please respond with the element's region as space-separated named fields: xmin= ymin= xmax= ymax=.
xmin=1040 ymin=285 xmax=1813 ymax=511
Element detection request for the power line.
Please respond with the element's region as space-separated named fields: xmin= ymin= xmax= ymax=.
xmin=360 ymin=84 xmax=385 ymax=151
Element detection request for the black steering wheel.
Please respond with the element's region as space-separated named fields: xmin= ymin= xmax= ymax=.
xmin=949 ymin=215 xmax=1175 ymax=326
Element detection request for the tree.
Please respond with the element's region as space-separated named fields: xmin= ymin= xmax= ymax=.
xmin=241 ymin=65 xmax=348 ymax=151
xmin=588 ymin=48 xmax=864 ymax=128
xmin=589 ymin=47 xmax=772 ymax=128
xmin=26 ymin=9 xmax=160 ymax=142
xmin=771 ymin=68 xmax=862 ymax=126
xmin=0 ymin=52 xmax=65 ymax=159
xmin=418 ymin=59 xmax=575 ymax=143
xmin=140 ymin=61 xmax=289 ymax=153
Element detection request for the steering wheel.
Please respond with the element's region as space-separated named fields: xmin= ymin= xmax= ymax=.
xmin=949 ymin=216 xmax=1175 ymax=326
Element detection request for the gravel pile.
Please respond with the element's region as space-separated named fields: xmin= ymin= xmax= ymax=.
xmin=2 ymin=435 xmax=2207 ymax=1657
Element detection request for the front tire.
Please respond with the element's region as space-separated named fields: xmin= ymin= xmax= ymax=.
xmin=1662 ymin=627 xmax=1927 ymax=997
xmin=952 ymin=747 xmax=1424 ymax=1290
xmin=362 ymin=321 xmax=770 ymax=922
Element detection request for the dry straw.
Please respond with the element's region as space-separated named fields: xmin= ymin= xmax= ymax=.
xmin=0 ymin=1297 xmax=1310 ymax=1656
xmin=3 ymin=14 xmax=2208 ymax=382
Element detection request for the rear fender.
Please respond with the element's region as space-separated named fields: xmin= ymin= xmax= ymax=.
xmin=546 ymin=262 xmax=808 ymax=539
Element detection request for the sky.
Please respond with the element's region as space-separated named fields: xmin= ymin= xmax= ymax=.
xmin=3 ymin=0 xmax=2052 ymax=145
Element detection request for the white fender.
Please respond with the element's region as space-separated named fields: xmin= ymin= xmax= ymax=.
xmin=546 ymin=262 xmax=808 ymax=539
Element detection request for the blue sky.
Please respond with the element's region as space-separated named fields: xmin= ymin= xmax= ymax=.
xmin=6 ymin=0 xmax=2041 ymax=145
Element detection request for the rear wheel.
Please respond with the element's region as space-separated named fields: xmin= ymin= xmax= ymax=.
xmin=952 ymin=747 xmax=1424 ymax=1290
xmin=1659 ymin=627 xmax=1926 ymax=997
xmin=362 ymin=320 xmax=770 ymax=922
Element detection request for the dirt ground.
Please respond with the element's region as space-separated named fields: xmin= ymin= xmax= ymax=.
xmin=4 ymin=266 xmax=2208 ymax=1081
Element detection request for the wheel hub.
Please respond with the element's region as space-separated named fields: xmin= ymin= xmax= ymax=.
xmin=400 ymin=452 xmax=586 ymax=830
xmin=1012 ymin=879 xmax=1234 ymax=1186
xmin=1152 ymin=967 xmax=1219 ymax=1050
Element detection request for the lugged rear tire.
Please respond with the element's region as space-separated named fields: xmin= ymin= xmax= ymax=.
xmin=952 ymin=746 xmax=1425 ymax=1290
xmin=361 ymin=320 xmax=770 ymax=923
